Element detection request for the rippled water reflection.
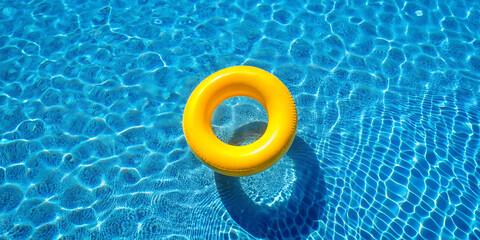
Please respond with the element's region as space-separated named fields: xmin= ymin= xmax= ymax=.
xmin=0 ymin=0 xmax=480 ymax=239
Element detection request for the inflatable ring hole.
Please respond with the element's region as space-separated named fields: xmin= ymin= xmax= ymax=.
xmin=211 ymin=96 xmax=268 ymax=146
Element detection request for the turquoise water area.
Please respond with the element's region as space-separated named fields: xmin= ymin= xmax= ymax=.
xmin=1 ymin=0 xmax=480 ymax=239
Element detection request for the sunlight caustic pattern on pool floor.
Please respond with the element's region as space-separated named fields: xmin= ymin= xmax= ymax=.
xmin=0 ymin=0 xmax=480 ymax=239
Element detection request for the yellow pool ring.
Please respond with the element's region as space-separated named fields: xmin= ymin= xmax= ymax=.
xmin=182 ymin=66 xmax=297 ymax=177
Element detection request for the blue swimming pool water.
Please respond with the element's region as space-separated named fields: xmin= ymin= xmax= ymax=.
xmin=1 ymin=0 xmax=480 ymax=239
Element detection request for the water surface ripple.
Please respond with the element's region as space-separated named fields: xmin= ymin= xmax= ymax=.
xmin=0 ymin=0 xmax=480 ymax=239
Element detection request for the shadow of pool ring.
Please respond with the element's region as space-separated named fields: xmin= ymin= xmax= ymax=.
xmin=215 ymin=122 xmax=328 ymax=239
xmin=183 ymin=66 xmax=297 ymax=176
